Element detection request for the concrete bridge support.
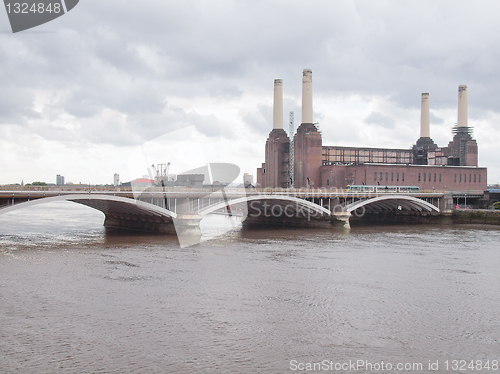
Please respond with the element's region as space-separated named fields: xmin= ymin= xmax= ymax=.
xmin=103 ymin=214 xmax=177 ymax=234
xmin=242 ymin=214 xmax=334 ymax=229
xmin=173 ymin=212 xmax=203 ymax=246
xmin=69 ymin=197 xmax=178 ymax=235
xmin=331 ymin=212 xmax=351 ymax=229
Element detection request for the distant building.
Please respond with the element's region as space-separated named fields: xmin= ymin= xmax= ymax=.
xmin=130 ymin=178 xmax=154 ymax=187
xmin=56 ymin=174 xmax=65 ymax=186
xmin=243 ymin=173 xmax=254 ymax=187
xmin=113 ymin=173 xmax=120 ymax=186
xmin=176 ymin=174 xmax=204 ymax=188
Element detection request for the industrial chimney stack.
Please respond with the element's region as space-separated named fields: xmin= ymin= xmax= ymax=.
xmin=273 ymin=79 xmax=283 ymax=129
xmin=301 ymin=69 xmax=313 ymax=124
xmin=457 ymin=85 xmax=468 ymax=128
xmin=412 ymin=92 xmax=437 ymax=165
xmin=257 ymin=78 xmax=290 ymax=188
xmin=294 ymin=69 xmax=322 ymax=188
xmin=420 ymin=93 xmax=430 ymax=138
xmin=448 ymin=84 xmax=477 ymax=166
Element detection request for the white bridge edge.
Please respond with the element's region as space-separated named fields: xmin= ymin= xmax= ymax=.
xmin=0 ymin=194 xmax=178 ymax=218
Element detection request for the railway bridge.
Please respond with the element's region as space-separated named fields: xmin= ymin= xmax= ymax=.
xmin=0 ymin=186 xmax=446 ymax=234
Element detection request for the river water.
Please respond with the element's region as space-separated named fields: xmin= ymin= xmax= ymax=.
xmin=1 ymin=201 xmax=499 ymax=373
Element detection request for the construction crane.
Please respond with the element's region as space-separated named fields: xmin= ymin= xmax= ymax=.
xmin=149 ymin=162 xmax=171 ymax=210
xmin=150 ymin=162 xmax=171 ymax=186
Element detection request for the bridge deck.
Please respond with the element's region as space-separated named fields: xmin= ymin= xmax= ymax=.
xmin=0 ymin=188 xmax=447 ymax=199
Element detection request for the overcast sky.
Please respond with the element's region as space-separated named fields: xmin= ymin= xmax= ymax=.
xmin=1 ymin=0 xmax=500 ymax=185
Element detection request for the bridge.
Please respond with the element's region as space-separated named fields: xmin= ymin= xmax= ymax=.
xmin=0 ymin=186 xmax=446 ymax=234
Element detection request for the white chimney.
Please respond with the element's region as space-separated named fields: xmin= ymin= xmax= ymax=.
xmin=420 ymin=93 xmax=430 ymax=138
xmin=273 ymin=79 xmax=283 ymax=129
xmin=301 ymin=69 xmax=313 ymax=124
xmin=457 ymin=85 xmax=468 ymax=128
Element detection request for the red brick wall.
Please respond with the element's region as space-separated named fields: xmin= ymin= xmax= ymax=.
xmin=465 ymin=140 xmax=478 ymax=167
xmin=320 ymin=164 xmax=487 ymax=191
xmin=264 ymin=129 xmax=290 ymax=188
xmin=294 ymin=123 xmax=322 ymax=188
xmin=320 ymin=165 xmax=348 ymax=188
xmin=256 ymin=164 xmax=265 ymax=188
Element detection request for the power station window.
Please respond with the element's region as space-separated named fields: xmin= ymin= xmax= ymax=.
xmin=402 ymin=173 xmax=405 ymax=182
xmin=397 ymin=173 xmax=399 ymax=182
xmin=464 ymin=174 xmax=466 ymax=182
xmin=439 ymin=174 xmax=442 ymax=182
xmin=434 ymin=174 xmax=436 ymax=182
xmin=455 ymin=174 xmax=457 ymax=183
xmin=429 ymin=174 xmax=431 ymax=182
xmin=380 ymin=172 xmax=383 ymax=181
xmin=391 ymin=173 xmax=394 ymax=181
xmin=479 ymin=174 xmax=481 ymax=183
xmin=424 ymin=173 xmax=426 ymax=182
xmin=460 ymin=174 xmax=462 ymax=182
xmin=419 ymin=173 xmax=421 ymax=182
xmin=469 ymin=174 xmax=471 ymax=183
xmin=374 ymin=172 xmax=377 ymax=181
xmin=386 ymin=172 xmax=388 ymax=181
xmin=474 ymin=174 xmax=476 ymax=183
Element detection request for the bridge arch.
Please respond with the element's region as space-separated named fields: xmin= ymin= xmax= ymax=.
xmin=345 ymin=195 xmax=440 ymax=214
xmin=0 ymin=194 xmax=178 ymax=234
xmin=198 ymin=194 xmax=331 ymax=217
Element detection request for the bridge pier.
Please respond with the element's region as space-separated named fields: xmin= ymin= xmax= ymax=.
xmin=331 ymin=212 xmax=351 ymax=229
xmin=103 ymin=214 xmax=177 ymax=234
xmin=242 ymin=216 xmax=335 ymax=229
xmin=173 ymin=212 xmax=203 ymax=247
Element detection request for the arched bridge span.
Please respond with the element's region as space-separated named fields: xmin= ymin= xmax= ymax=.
xmin=345 ymin=195 xmax=440 ymax=214
xmin=199 ymin=194 xmax=332 ymax=217
xmin=0 ymin=194 xmax=177 ymax=233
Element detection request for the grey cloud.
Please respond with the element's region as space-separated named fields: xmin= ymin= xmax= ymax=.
xmin=59 ymin=82 xmax=166 ymax=118
xmin=365 ymin=111 xmax=396 ymax=129
xmin=240 ymin=97 xmax=303 ymax=138
xmin=208 ymin=81 xmax=243 ymax=101
xmin=430 ymin=112 xmax=444 ymax=125
xmin=185 ymin=111 xmax=236 ymax=139
xmin=2 ymin=0 xmax=500 ymax=183
xmin=0 ymin=88 xmax=40 ymax=124
xmin=240 ymin=104 xmax=272 ymax=136
xmin=5 ymin=0 xmax=499 ymax=122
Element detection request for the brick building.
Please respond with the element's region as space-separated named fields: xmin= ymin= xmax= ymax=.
xmin=257 ymin=71 xmax=487 ymax=192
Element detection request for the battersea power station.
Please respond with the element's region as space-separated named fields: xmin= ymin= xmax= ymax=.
xmin=257 ymin=69 xmax=487 ymax=192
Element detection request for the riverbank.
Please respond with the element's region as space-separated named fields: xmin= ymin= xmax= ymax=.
xmin=449 ymin=209 xmax=500 ymax=225
xmin=349 ymin=209 xmax=500 ymax=227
